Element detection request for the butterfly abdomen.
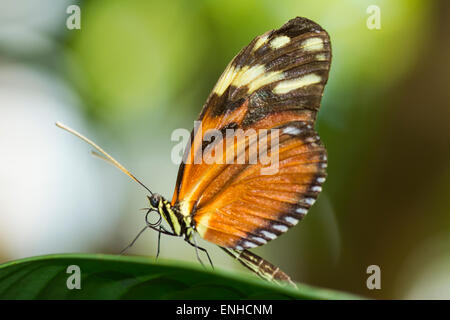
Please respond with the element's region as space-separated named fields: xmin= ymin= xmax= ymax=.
xmin=221 ymin=247 xmax=296 ymax=287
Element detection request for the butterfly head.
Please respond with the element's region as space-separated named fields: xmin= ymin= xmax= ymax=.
xmin=146 ymin=193 xmax=186 ymax=237
xmin=148 ymin=193 xmax=162 ymax=210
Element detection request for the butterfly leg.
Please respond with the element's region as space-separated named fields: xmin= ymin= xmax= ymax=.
xmin=185 ymin=235 xmax=214 ymax=270
xmin=155 ymin=227 xmax=162 ymax=261
xmin=120 ymin=226 xmax=148 ymax=255
xmin=155 ymin=225 xmax=178 ymax=260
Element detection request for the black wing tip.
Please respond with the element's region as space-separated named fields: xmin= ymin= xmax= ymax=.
xmin=274 ymin=16 xmax=327 ymax=38
xmin=286 ymin=16 xmax=325 ymax=30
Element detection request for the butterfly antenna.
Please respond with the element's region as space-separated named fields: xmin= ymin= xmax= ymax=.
xmin=55 ymin=121 xmax=153 ymax=195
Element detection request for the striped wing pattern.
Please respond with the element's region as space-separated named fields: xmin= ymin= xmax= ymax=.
xmin=171 ymin=17 xmax=331 ymax=249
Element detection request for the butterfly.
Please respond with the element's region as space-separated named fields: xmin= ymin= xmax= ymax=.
xmin=57 ymin=16 xmax=331 ymax=286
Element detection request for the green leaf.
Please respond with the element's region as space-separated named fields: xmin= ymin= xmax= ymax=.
xmin=0 ymin=254 xmax=359 ymax=299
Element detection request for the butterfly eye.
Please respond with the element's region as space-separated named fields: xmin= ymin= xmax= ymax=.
xmin=148 ymin=194 xmax=160 ymax=208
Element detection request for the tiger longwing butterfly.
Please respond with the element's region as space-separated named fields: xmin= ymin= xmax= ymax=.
xmin=57 ymin=17 xmax=331 ymax=287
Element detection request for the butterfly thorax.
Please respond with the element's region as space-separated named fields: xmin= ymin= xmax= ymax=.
xmin=149 ymin=194 xmax=194 ymax=240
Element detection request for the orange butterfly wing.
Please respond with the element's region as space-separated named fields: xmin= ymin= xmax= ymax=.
xmin=171 ymin=17 xmax=331 ymax=249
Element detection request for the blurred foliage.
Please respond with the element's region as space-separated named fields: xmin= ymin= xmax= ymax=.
xmin=68 ymin=1 xmax=205 ymax=117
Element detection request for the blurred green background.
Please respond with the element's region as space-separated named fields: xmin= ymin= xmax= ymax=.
xmin=0 ymin=0 xmax=449 ymax=299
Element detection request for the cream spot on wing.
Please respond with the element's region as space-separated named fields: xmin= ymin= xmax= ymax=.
xmin=195 ymin=213 xmax=210 ymax=237
xmin=282 ymin=126 xmax=301 ymax=135
xmin=232 ymin=64 xmax=265 ymax=87
xmin=231 ymin=64 xmax=284 ymax=94
xmin=213 ymin=63 xmax=238 ymax=96
xmin=273 ymin=224 xmax=289 ymax=232
xmin=253 ymin=34 xmax=268 ymax=51
xmin=179 ymin=200 xmax=191 ymax=217
xmin=316 ymin=53 xmax=327 ymax=61
xmin=243 ymin=241 xmax=258 ymax=248
xmin=304 ymin=198 xmax=316 ymax=206
xmin=270 ymin=35 xmax=290 ymax=49
xmin=273 ymin=73 xmax=321 ymax=94
xmin=261 ymin=230 xmax=277 ymax=239
xmin=284 ymin=216 xmax=299 ymax=225
xmin=247 ymin=70 xmax=283 ymax=93
xmin=301 ymin=37 xmax=324 ymax=52
xmin=251 ymin=236 xmax=267 ymax=244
